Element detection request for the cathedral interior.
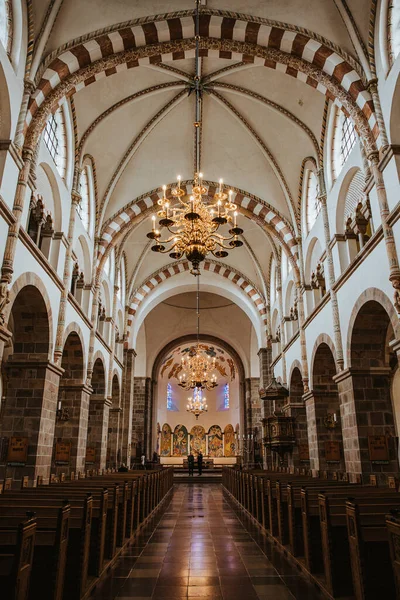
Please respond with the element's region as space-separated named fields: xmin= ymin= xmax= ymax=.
xmin=0 ymin=0 xmax=400 ymax=598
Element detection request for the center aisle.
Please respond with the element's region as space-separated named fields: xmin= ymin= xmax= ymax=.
xmin=95 ymin=484 xmax=321 ymax=599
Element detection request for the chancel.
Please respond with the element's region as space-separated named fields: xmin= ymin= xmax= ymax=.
xmin=0 ymin=0 xmax=400 ymax=599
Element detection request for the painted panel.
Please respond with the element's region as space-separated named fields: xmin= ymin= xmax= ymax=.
xmin=208 ymin=424 xmax=223 ymax=457
xmin=224 ymin=424 xmax=236 ymax=457
xmin=160 ymin=423 xmax=172 ymax=457
xmin=190 ymin=425 xmax=206 ymax=456
xmin=173 ymin=424 xmax=189 ymax=456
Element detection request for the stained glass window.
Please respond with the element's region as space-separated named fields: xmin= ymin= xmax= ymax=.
xmin=224 ymin=383 xmax=229 ymax=409
xmin=167 ymin=383 xmax=173 ymax=410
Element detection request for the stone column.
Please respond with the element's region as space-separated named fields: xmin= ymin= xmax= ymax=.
xmin=368 ymin=153 xmax=400 ymax=312
xmin=0 ymin=151 xmax=34 ymax=327
xmin=317 ymin=169 xmax=344 ymax=370
xmin=303 ymin=390 xmax=344 ymax=474
xmin=120 ymin=348 xmax=136 ymax=466
xmin=276 ymin=265 xmax=287 ymax=384
xmin=296 ymin=285 xmax=310 ymax=392
xmin=334 ymin=368 xmax=399 ymax=483
xmin=367 ymin=80 xmax=389 ymax=151
xmin=54 ymin=190 xmax=81 ymax=362
xmin=0 ymin=359 xmax=62 ymax=486
xmin=132 ymin=377 xmax=147 ymax=458
xmin=53 ymin=383 xmax=91 ymax=476
xmin=86 ymin=396 xmax=111 ymax=471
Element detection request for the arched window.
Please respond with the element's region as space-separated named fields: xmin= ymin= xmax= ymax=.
xmin=167 ymin=383 xmax=173 ymax=410
xmin=78 ymin=166 xmax=90 ymax=232
xmin=388 ymin=0 xmax=400 ymax=66
xmin=305 ymin=170 xmax=320 ymax=233
xmin=332 ymin=108 xmax=357 ymax=181
xmin=103 ymin=249 xmax=114 ymax=282
xmin=0 ymin=0 xmax=12 ymax=55
xmin=43 ymin=108 xmax=67 ymax=179
xmin=224 ymin=383 xmax=230 ymax=409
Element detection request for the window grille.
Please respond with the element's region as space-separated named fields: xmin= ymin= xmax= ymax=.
xmin=341 ymin=116 xmax=356 ymax=165
xmin=44 ymin=114 xmax=59 ymax=162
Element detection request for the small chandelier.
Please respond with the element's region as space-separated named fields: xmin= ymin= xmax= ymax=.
xmin=178 ymin=275 xmax=218 ymax=391
xmin=187 ymin=388 xmax=208 ymax=420
xmin=147 ymin=174 xmax=243 ymax=276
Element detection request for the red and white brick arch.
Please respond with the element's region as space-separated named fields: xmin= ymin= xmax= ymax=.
xmin=98 ymin=182 xmax=299 ymax=271
xmin=127 ymin=259 xmax=268 ymax=337
xmin=25 ymin=11 xmax=378 ymax=150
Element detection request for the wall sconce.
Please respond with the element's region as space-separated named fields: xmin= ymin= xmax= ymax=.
xmin=56 ymin=391 xmax=70 ymax=422
xmin=324 ymin=412 xmax=338 ymax=429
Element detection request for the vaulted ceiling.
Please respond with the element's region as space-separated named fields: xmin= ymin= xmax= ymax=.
xmin=29 ymin=0 xmax=374 ymax=344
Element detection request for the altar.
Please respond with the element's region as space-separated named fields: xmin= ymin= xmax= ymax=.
xmin=160 ymin=456 xmax=237 ymax=467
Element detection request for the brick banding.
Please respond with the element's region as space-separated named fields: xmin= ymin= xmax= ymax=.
xmin=25 ymin=11 xmax=378 ymax=148
xmin=127 ymin=259 xmax=268 ymax=337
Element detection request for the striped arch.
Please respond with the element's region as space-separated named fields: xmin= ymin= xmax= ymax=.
xmin=127 ymin=259 xmax=268 ymax=336
xmin=98 ymin=182 xmax=299 ymax=268
xmin=25 ymin=11 xmax=378 ymax=150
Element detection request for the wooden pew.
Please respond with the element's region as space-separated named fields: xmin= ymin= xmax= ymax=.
xmin=346 ymin=498 xmax=399 ymax=600
xmin=0 ymin=504 xmax=69 ymax=600
xmin=16 ymin=484 xmax=116 ymax=564
xmin=2 ymin=489 xmax=107 ymax=578
xmin=0 ymin=515 xmax=36 ymax=600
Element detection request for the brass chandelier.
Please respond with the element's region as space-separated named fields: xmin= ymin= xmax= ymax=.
xmin=178 ymin=275 xmax=218 ymax=391
xmin=187 ymin=388 xmax=208 ymax=420
xmin=146 ymin=0 xmax=243 ymax=277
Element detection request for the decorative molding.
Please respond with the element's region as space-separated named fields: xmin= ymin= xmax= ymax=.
xmin=19 ymin=228 xmax=64 ymax=292
xmin=24 ymin=13 xmax=377 ymax=153
xmin=0 ymin=196 xmax=17 ymax=226
xmin=127 ymin=258 xmax=268 ymax=334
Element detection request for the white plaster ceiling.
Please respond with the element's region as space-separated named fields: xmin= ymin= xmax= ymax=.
xmin=30 ymin=0 xmax=370 ymax=346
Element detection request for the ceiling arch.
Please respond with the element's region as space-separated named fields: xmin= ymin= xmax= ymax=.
xmin=24 ymin=10 xmax=378 ymax=152
xmin=127 ymin=259 xmax=268 ymax=339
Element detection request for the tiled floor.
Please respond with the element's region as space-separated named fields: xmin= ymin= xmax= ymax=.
xmin=94 ymin=484 xmax=322 ymax=599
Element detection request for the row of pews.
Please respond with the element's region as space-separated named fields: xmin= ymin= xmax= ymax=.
xmin=0 ymin=467 xmax=173 ymax=600
xmin=223 ymin=467 xmax=400 ymax=600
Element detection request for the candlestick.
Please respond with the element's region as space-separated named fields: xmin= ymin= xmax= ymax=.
xmin=177 ymin=175 xmax=181 ymax=190
xmin=152 ymin=215 xmax=156 ymax=232
xmin=219 ymin=178 xmax=223 ymax=193
xmin=234 ymin=211 xmax=237 ymax=227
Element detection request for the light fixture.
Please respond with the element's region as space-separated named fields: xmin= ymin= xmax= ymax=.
xmin=147 ymin=175 xmax=243 ymax=276
xmin=178 ymin=275 xmax=218 ymax=391
xmin=145 ymin=0 xmax=243 ymax=277
xmin=187 ymin=388 xmax=208 ymax=420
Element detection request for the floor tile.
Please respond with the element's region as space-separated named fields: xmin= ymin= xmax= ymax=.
xmin=92 ymin=484 xmax=321 ymax=600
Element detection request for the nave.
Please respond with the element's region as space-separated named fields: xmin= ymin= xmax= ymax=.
xmin=94 ymin=484 xmax=319 ymax=600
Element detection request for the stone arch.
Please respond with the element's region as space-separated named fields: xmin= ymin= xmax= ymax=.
xmin=127 ymin=259 xmax=268 ymax=340
xmin=53 ymin=328 xmax=88 ymax=477
xmin=24 ymin=13 xmax=377 ymax=153
xmin=310 ymin=333 xmax=338 ymax=388
xmin=6 ymin=272 xmax=54 ymax=358
xmin=344 ymin=290 xmax=400 ymax=478
xmin=308 ymin=337 xmax=344 ymax=473
xmin=62 ymin=321 xmax=87 ymax=375
xmin=288 ymin=362 xmax=308 ymax=468
xmin=288 ymin=359 xmax=303 ymax=384
xmin=107 ymin=372 xmax=122 ymax=467
xmin=151 ymin=333 xmax=246 ymax=457
xmin=346 ymin=287 xmax=400 ymax=366
xmin=0 ymin=280 xmax=55 ymax=486
xmin=86 ymin=353 xmax=108 ymax=471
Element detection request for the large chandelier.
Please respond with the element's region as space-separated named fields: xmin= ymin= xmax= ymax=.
xmin=147 ymin=175 xmax=243 ymax=276
xmin=145 ymin=0 xmax=243 ymax=277
xmin=187 ymin=388 xmax=208 ymax=420
xmin=178 ymin=275 xmax=218 ymax=391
